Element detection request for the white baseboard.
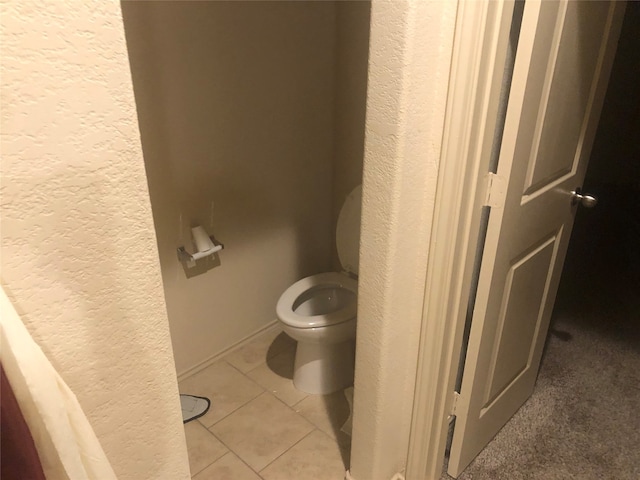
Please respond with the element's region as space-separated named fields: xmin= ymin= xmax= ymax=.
xmin=176 ymin=319 xmax=280 ymax=382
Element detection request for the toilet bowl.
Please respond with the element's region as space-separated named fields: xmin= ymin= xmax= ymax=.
xmin=276 ymin=185 xmax=362 ymax=394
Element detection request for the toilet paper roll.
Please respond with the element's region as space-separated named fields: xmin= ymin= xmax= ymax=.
xmin=192 ymin=226 xmax=215 ymax=253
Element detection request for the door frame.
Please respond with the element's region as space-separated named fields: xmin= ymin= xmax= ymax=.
xmin=405 ymin=1 xmax=516 ymax=478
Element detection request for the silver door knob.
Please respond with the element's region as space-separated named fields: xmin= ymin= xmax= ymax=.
xmin=570 ymin=188 xmax=598 ymax=208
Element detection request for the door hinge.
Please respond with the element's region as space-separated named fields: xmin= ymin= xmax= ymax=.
xmin=483 ymin=172 xmax=507 ymax=208
xmin=450 ymin=390 xmax=461 ymax=417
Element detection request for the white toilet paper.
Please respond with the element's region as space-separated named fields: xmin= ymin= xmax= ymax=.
xmin=188 ymin=226 xmax=222 ymax=264
xmin=192 ymin=226 xmax=215 ymax=253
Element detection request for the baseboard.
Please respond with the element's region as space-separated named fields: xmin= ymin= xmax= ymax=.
xmin=176 ymin=319 xmax=280 ymax=382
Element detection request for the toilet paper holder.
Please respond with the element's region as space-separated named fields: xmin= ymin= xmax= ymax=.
xmin=177 ymin=225 xmax=224 ymax=268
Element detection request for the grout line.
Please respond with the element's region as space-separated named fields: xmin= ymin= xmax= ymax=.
xmin=199 ymin=387 xmax=264 ymax=430
xmin=177 ymin=320 xmax=280 ymax=381
xmin=192 ymin=378 xmax=350 ymax=477
xmin=257 ymin=428 xmax=319 ymax=475
xmin=186 ymin=361 xmax=267 ymax=429
xmin=201 ymin=432 xmax=264 ymax=479
xmin=187 ymin=334 xmax=328 ymax=477
xmin=189 ymin=451 xmax=231 ymax=479
xmin=186 ymin=421 xmax=229 ymax=477
xmin=199 ymin=396 xmax=312 ymax=479
xmin=219 ymin=328 xmax=294 ymax=377
xmin=226 ymin=352 xmax=310 ymax=408
xmin=291 ymin=391 xmax=310 ymax=408
xmin=224 ymin=357 xmax=265 ymax=380
xmin=235 ymin=453 xmax=264 ymax=479
xmin=266 ymin=390 xmax=314 ymax=428
xmin=189 ymin=359 xmax=301 ymax=433
xmin=243 ymin=343 xmax=297 ymax=376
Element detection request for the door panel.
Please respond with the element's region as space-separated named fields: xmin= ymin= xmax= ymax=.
xmin=484 ymin=232 xmax=558 ymax=407
xmin=447 ymin=1 xmax=624 ymax=476
xmin=525 ymin=1 xmax=611 ymax=194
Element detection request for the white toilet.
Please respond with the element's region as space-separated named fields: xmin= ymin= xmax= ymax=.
xmin=276 ymin=185 xmax=362 ymax=394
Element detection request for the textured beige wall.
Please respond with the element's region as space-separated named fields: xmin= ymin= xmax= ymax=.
xmin=0 ymin=2 xmax=189 ymax=479
xmin=350 ymin=1 xmax=457 ymax=478
xmin=122 ymin=2 xmax=338 ymax=374
xmin=331 ymin=1 xmax=371 ymax=271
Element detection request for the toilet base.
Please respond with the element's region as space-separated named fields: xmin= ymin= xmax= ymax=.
xmin=292 ymin=339 xmax=355 ymax=395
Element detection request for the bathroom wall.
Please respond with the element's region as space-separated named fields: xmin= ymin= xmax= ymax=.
xmin=122 ymin=2 xmax=337 ymax=374
xmin=331 ymin=2 xmax=371 ymax=270
xmin=0 ymin=2 xmax=189 ymax=479
xmin=349 ymin=1 xmax=457 ymax=478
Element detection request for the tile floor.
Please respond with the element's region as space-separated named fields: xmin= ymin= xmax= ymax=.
xmin=179 ymin=326 xmax=352 ymax=480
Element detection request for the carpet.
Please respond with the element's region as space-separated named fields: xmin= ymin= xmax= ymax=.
xmin=441 ymin=273 xmax=640 ymax=479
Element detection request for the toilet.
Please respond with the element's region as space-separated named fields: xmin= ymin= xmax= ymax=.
xmin=276 ymin=185 xmax=361 ymax=394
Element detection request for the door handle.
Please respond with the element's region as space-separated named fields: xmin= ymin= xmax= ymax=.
xmin=570 ymin=187 xmax=598 ymax=208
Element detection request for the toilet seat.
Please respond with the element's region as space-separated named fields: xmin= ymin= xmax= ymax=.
xmin=276 ymin=272 xmax=357 ymax=329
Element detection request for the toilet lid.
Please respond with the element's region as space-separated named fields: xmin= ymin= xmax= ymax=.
xmin=336 ymin=185 xmax=362 ymax=276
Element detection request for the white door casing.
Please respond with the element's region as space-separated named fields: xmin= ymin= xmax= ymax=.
xmin=404 ymin=2 xmax=517 ymax=479
xmin=447 ymin=1 xmax=625 ymax=476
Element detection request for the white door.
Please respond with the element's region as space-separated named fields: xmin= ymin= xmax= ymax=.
xmin=447 ymin=1 xmax=625 ymax=476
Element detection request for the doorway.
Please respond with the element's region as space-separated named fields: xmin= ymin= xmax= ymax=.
xmin=121 ymin=1 xmax=371 ymax=477
xmin=440 ymin=2 xmax=640 ymax=477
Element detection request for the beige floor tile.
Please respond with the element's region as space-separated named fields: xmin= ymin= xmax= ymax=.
xmin=210 ymin=392 xmax=314 ymax=472
xmin=293 ymin=390 xmax=352 ymax=443
xmin=246 ymin=348 xmax=308 ymax=406
xmin=260 ymin=429 xmax=349 ymax=480
xmin=184 ymin=421 xmax=228 ymax=476
xmin=179 ymin=361 xmax=264 ymax=427
xmin=192 ymin=452 xmax=261 ymax=480
xmin=224 ymin=326 xmax=296 ymax=373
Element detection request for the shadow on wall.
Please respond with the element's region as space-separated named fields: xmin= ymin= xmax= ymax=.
xmin=122 ymin=0 xmax=335 ymax=262
xmin=121 ymin=1 xmax=340 ymax=372
xmin=330 ymin=1 xmax=371 ymax=271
